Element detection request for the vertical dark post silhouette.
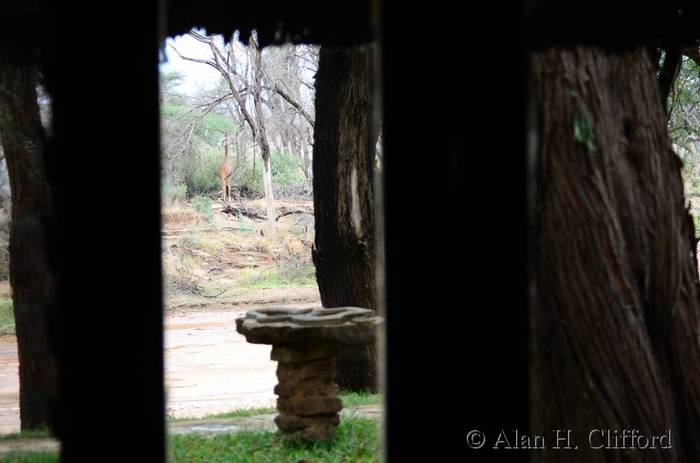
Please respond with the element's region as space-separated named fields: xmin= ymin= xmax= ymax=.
xmin=0 ymin=46 xmax=59 ymax=430
xmin=312 ymin=45 xmax=379 ymax=392
xmin=381 ymin=0 xmax=529 ymax=460
xmin=41 ymin=2 xmax=165 ymax=461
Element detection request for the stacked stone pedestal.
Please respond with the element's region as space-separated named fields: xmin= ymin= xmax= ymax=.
xmin=272 ymin=343 xmax=341 ymax=441
xmin=235 ymin=306 xmax=383 ymax=442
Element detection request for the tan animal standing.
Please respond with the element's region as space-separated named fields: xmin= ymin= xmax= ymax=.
xmin=220 ymin=133 xmax=234 ymax=202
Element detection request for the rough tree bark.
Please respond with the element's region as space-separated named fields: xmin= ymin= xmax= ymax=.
xmin=530 ymin=46 xmax=700 ymax=462
xmin=0 ymin=51 xmax=58 ymax=430
xmin=312 ymin=45 xmax=379 ymax=392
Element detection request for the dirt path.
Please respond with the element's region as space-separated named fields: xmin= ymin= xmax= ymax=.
xmin=0 ymin=287 xmax=321 ymax=433
xmin=0 ymin=336 xmax=18 ymax=434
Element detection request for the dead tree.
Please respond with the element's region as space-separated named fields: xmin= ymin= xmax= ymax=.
xmin=171 ymin=31 xmax=278 ymax=236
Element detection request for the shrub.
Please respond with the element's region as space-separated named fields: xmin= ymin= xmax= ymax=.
xmin=185 ymin=145 xmax=223 ymax=196
xmin=163 ymin=182 xmax=187 ymax=205
xmin=191 ymin=196 xmax=213 ymax=223
xmin=235 ymin=151 xmax=307 ymax=199
xmin=271 ymin=150 xmax=306 ymax=186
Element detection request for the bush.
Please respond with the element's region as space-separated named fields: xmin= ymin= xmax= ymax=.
xmin=271 ymin=150 xmax=306 ymax=186
xmin=163 ymin=182 xmax=187 ymax=205
xmin=235 ymin=151 xmax=307 ymax=199
xmin=237 ymin=164 xmax=264 ymax=198
xmin=185 ymin=145 xmax=223 ymax=196
xmin=191 ymin=196 xmax=213 ymax=223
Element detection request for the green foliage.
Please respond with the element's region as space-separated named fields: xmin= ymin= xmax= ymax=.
xmin=161 ymin=102 xmax=236 ymax=197
xmin=669 ymin=57 xmax=700 ymax=236
xmin=169 ymin=417 xmax=380 ymax=463
xmin=199 ymin=113 xmax=234 ymax=138
xmin=163 ymin=182 xmax=187 ymax=205
xmin=185 ymin=145 xmax=223 ymax=196
xmin=191 ymin=196 xmax=213 ymax=223
xmin=235 ymin=151 xmax=306 ymax=198
xmin=238 ymin=162 xmax=264 ymax=197
xmin=161 ymin=102 xmax=188 ymax=119
xmin=161 ymin=95 xmax=307 ymax=199
xmin=0 ymin=299 xmax=14 ymax=336
xmin=271 ymin=150 xmax=305 ymax=186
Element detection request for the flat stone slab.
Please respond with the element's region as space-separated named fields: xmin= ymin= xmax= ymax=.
xmin=236 ymin=307 xmax=382 ymax=345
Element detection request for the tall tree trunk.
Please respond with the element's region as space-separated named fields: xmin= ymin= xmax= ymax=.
xmin=251 ymin=36 xmax=276 ymax=237
xmin=530 ymin=46 xmax=700 ymax=462
xmin=0 ymin=53 xmax=58 ymax=430
xmin=261 ymin=149 xmax=276 ymax=235
xmin=312 ymin=45 xmax=379 ymax=392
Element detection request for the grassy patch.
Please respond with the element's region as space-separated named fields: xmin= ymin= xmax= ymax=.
xmin=340 ymin=391 xmax=382 ymax=408
xmin=169 ymin=416 xmax=380 ymax=463
xmin=168 ymin=407 xmax=276 ymax=422
xmin=238 ymin=265 xmax=315 ymax=290
xmin=0 ymin=453 xmax=57 ymax=463
xmin=0 ymin=429 xmax=50 ymax=441
xmin=176 ymin=233 xmax=225 ymax=255
xmin=0 ymin=299 xmax=14 ymax=336
xmin=199 ymin=407 xmax=276 ymax=420
xmin=176 ymin=392 xmax=382 ymax=422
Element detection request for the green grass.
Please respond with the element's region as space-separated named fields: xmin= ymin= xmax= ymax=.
xmin=0 ymin=429 xmax=50 ymax=441
xmin=0 ymin=400 xmax=382 ymax=462
xmin=340 ymin=391 xmax=382 ymax=408
xmin=169 ymin=416 xmax=380 ymax=463
xmin=0 ymin=453 xmax=56 ymax=463
xmin=0 ymin=299 xmax=14 ymax=336
xmin=238 ymin=265 xmax=316 ymax=290
xmin=200 ymin=407 xmax=276 ymax=420
xmin=171 ymin=392 xmax=382 ymax=422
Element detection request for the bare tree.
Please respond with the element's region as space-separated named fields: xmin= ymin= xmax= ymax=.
xmin=169 ymin=30 xmax=317 ymax=212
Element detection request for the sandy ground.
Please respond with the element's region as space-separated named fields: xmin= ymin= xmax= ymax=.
xmin=0 ymin=200 xmax=321 ymax=433
xmin=165 ymin=307 xmax=277 ymax=419
xmin=0 ymin=336 xmax=18 ymax=434
xmin=0 ymin=290 xmax=320 ymax=433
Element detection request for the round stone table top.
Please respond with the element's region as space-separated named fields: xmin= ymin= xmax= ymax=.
xmin=235 ymin=306 xmax=383 ymax=346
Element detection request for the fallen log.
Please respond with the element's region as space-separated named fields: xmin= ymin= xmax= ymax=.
xmin=221 ymin=204 xmax=267 ymax=221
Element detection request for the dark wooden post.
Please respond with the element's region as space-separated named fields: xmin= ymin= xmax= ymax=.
xmin=41 ymin=2 xmax=165 ymax=461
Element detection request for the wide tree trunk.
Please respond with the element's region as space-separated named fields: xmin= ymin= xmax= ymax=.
xmin=312 ymin=46 xmax=379 ymax=392
xmin=530 ymin=46 xmax=700 ymax=462
xmin=0 ymin=54 xmax=58 ymax=430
